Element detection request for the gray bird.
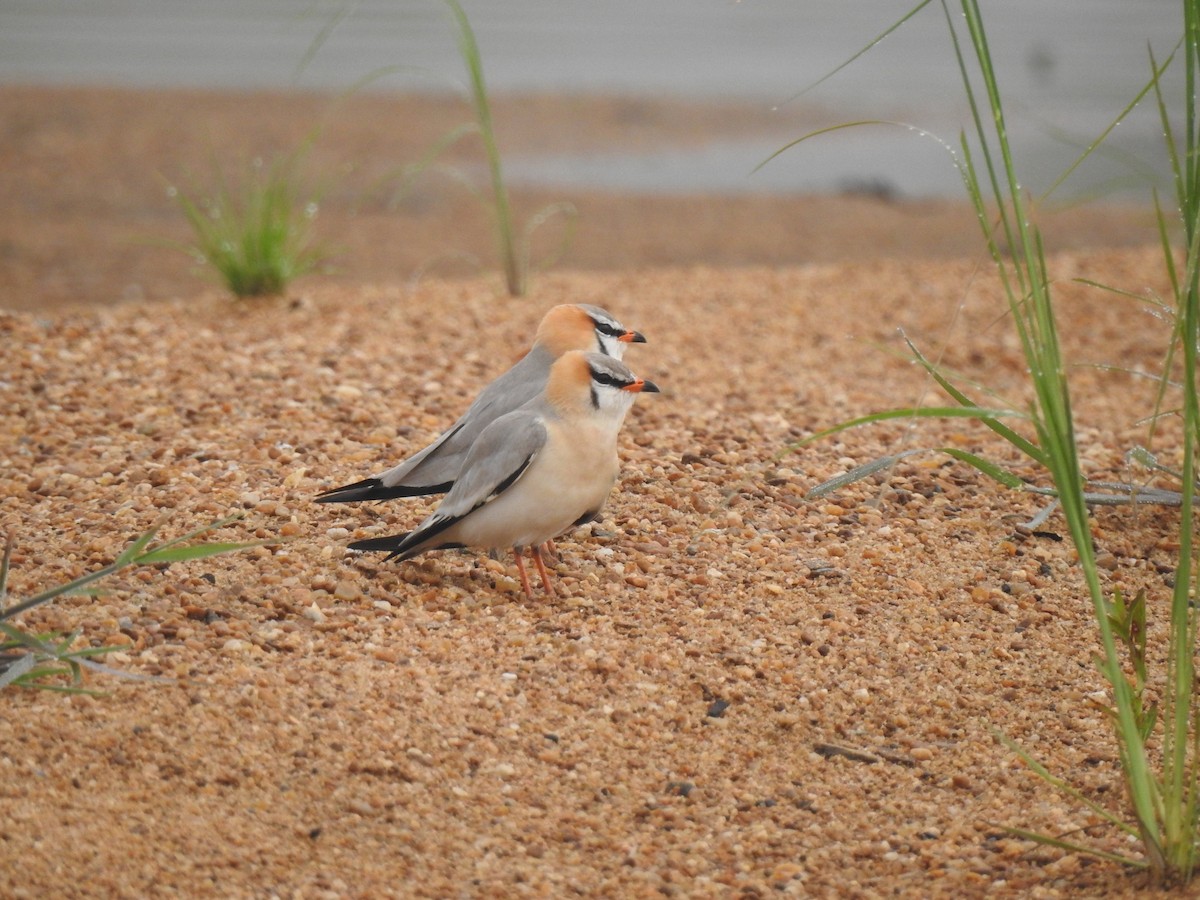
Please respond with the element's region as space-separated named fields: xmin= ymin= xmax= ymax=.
xmin=348 ymin=350 xmax=660 ymax=600
xmin=316 ymin=304 xmax=645 ymax=504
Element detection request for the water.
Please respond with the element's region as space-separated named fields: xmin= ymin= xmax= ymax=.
xmin=0 ymin=0 xmax=1184 ymax=199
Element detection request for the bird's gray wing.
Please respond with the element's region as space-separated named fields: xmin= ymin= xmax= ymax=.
xmin=435 ymin=409 xmax=549 ymax=520
xmin=387 ymin=410 xmax=549 ymax=558
xmin=376 ymin=347 xmax=552 ymax=491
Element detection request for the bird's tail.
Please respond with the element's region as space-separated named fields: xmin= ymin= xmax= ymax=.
xmin=347 ymin=532 xmax=413 ymax=560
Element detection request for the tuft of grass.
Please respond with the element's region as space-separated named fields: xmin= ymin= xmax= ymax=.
xmin=921 ymin=2 xmax=1200 ymax=881
xmin=168 ymin=151 xmax=330 ymax=298
xmin=444 ymin=0 xmax=522 ymax=296
xmin=298 ymin=0 xmax=575 ymax=294
xmin=377 ymin=0 xmax=576 ymax=295
xmin=772 ymin=0 xmax=1200 ymax=884
xmin=433 ymin=0 xmax=578 ymax=295
xmin=1 ymin=518 xmax=263 ymax=693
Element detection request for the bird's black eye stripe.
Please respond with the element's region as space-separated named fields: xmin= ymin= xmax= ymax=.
xmin=592 ymin=320 xmax=624 ymax=338
xmin=589 ymin=368 xmax=630 ymax=389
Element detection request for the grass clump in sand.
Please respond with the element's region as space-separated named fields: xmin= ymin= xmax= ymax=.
xmin=932 ymin=4 xmax=1200 ymax=880
xmin=379 ymin=0 xmax=575 ymax=295
xmin=0 ymin=519 xmax=258 ymax=693
xmin=774 ymin=0 xmax=1200 ymax=884
xmin=168 ymin=151 xmax=330 ymax=298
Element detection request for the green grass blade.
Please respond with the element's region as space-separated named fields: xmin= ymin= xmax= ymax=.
xmin=994 ymin=729 xmax=1141 ymax=838
xmin=999 ymin=825 xmax=1147 ymax=869
xmin=0 ymin=622 xmax=63 ymax=658
xmin=778 ymin=0 xmax=935 ymax=105
xmin=807 ymin=446 xmax=1026 ymax=500
xmin=145 ymin=514 xmax=243 ymax=554
xmin=903 ymin=336 xmax=1046 ymax=464
xmin=755 ymin=119 xmax=955 ymax=176
xmin=936 ymin=448 xmax=1026 ymax=489
xmin=792 ymin=405 xmax=1027 ymax=452
xmin=1037 ymin=43 xmax=1177 ymax=203
xmin=444 ymin=0 xmax=522 ymax=295
xmin=1 ymin=518 xmax=256 ymax=622
xmin=291 ymin=1 xmax=355 ymax=85
xmin=137 ymin=541 xmax=268 ymax=565
xmin=0 ymin=563 xmax=123 ymax=621
xmin=112 ymin=518 xmax=165 ymax=567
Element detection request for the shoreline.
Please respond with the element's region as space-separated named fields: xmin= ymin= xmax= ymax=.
xmin=0 ymin=84 xmax=1162 ymax=312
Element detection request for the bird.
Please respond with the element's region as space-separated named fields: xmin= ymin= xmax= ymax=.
xmin=315 ymin=304 xmax=645 ymax=504
xmin=347 ymin=350 xmax=660 ymax=600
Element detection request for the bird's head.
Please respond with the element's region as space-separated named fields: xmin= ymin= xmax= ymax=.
xmin=535 ymin=304 xmax=646 ymax=360
xmin=546 ymin=350 xmax=659 ymax=418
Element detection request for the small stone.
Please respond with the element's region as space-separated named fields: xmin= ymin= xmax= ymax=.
xmin=333 ymin=580 xmax=361 ymax=602
xmin=706 ymin=699 xmax=730 ymax=718
xmin=770 ymin=862 xmax=805 ymax=885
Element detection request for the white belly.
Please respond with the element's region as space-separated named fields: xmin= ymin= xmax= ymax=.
xmin=453 ymin=421 xmax=619 ymax=550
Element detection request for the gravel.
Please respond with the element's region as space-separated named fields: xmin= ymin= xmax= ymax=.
xmin=0 ymin=245 xmax=1186 ymax=897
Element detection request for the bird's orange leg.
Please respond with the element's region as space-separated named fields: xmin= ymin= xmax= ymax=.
xmin=530 ymin=545 xmax=558 ymax=597
xmin=512 ymin=550 xmax=534 ymax=601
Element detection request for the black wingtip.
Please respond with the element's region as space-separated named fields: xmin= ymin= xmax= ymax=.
xmin=315 ymin=477 xmax=455 ymax=503
xmin=347 ymin=533 xmax=412 ymax=556
xmin=315 ymin=477 xmax=382 ymax=503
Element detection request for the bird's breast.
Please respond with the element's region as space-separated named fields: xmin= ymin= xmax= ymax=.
xmin=454 ymin=417 xmax=620 ymax=550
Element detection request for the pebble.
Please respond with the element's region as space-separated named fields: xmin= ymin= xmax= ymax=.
xmin=333 ymin=580 xmax=361 ymax=602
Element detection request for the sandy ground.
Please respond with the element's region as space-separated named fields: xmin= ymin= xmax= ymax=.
xmin=0 ymin=87 xmax=1190 ymax=897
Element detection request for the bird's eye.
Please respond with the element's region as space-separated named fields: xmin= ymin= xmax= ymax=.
xmin=592 ymin=321 xmax=623 ymax=338
xmin=589 ymin=369 xmax=629 ymax=389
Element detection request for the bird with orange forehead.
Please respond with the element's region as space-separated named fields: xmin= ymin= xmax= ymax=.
xmin=348 ymin=350 xmax=659 ymax=600
xmin=316 ymin=304 xmax=645 ymax=504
